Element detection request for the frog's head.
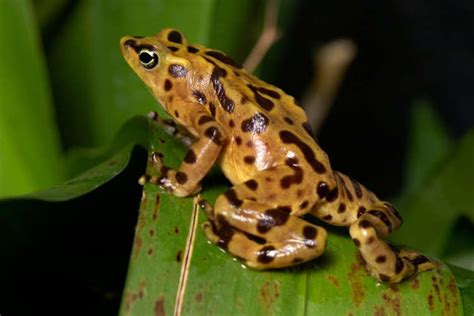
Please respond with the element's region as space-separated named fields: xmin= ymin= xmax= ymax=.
xmin=120 ymin=29 xmax=202 ymax=112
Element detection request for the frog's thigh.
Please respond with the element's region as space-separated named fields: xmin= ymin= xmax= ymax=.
xmin=203 ymin=221 xmax=325 ymax=269
xmin=348 ymin=203 xmax=434 ymax=283
xmin=204 ymin=167 xmax=327 ymax=269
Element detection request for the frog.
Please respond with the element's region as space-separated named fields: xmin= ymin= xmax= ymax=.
xmin=120 ymin=29 xmax=434 ymax=283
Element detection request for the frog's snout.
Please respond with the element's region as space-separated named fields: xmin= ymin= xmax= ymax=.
xmin=120 ymin=36 xmax=138 ymax=53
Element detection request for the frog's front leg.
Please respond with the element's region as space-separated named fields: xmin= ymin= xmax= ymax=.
xmin=202 ymin=166 xmax=327 ymax=269
xmin=150 ymin=111 xmax=227 ymax=197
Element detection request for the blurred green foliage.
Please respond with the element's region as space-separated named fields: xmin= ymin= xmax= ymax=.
xmin=0 ymin=0 xmax=472 ymax=315
xmin=0 ymin=0 xmax=63 ymax=197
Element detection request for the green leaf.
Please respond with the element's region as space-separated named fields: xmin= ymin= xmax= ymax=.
xmin=0 ymin=0 xmax=63 ymax=198
xmin=401 ymin=100 xmax=453 ymax=197
xmin=393 ymin=130 xmax=474 ymax=257
xmin=47 ymin=0 xmax=265 ymax=147
xmin=119 ymin=120 xmax=462 ymax=316
xmin=24 ymin=116 xmax=150 ymax=202
xmin=450 ymin=265 xmax=474 ymax=316
xmin=32 ymin=0 xmax=68 ymax=30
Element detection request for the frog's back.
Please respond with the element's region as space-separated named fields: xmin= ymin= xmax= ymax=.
xmin=161 ymin=30 xmax=333 ymax=184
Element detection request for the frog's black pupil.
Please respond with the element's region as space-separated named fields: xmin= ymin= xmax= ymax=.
xmin=140 ymin=52 xmax=153 ymax=64
xmin=138 ymin=50 xmax=158 ymax=69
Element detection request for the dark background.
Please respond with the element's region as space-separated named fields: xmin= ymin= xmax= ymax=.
xmin=276 ymin=0 xmax=474 ymax=196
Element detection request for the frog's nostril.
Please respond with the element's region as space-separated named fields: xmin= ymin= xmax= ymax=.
xmin=123 ymin=39 xmax=137 ymax=49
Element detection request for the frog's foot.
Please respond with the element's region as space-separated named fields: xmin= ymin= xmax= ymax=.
xmin=349 ymin=203 xmax=434 ymax=283
xmin=399 ymin=249 xmax=436 ymax=273
xmin=197 ymin=198 xmax=215 ymax=221
xmin=142 ymin=151 xmax=201 ymax=197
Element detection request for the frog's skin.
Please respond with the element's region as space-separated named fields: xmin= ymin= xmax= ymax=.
xmin=120 ymin=29 xmax=434 ymax=283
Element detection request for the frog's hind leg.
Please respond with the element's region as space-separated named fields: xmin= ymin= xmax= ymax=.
xmin=201 ymin=167 xmax=327 ymax=269
xmin=202 ymin=219 xmax=325 ymax=269
xmin=349 ymin=203 xmax=435 ymax=283
xmin=312 ymin=171 xmax=435 ymax=282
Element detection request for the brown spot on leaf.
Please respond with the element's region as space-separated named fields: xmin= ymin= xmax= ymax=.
xmin=132 ymin=236 xmax=143 ymax=260
xmin=428 ymin=293 xmax=434 ymax=312
xmin=382 ymin=286 xmax=401 ymax=315
xmin=152 ymin=195 xmax=160 ymax=221
xmin=195 ymin=292 xmax=203 ymax=303
xmin=176 ymin=250 xmax=182 ymax=262
xmin=347 ymin=255 xmax=366 ymax=307
xmin=138 ymin=280 xmax=146 ymax=299
xmin=373 ymin=306 xmax=386 ymax=316
xmin=124 ymin=291 xmax=138 ymax=313
xmin=259 ymin=281 xmax=280 ymax=314
xmin=327 ymin=275 xmax=340 ymax=288
xmin=154 ymin=296 xmax=166 ymax=316
xmin=432 ymin=276 xmax=440 ymax=298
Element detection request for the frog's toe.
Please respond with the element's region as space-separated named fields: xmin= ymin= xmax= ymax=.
xmin=399 ymin=249 xmax=437 ymax=273
xmin=147 ymin=111 xmax=159 ymax=121
xmin=150 ymin=151 xmax=165 ymax=168
xmin=197 ymin=198 xmax=215 ymax=220
xmin=202 ymin=221 xmax=225 ymax=245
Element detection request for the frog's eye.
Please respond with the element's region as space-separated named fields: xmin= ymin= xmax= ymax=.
xmin=138 ymin=49 xmax=159 ymax=69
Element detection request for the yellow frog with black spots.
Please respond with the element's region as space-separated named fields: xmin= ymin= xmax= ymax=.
xmin=120 ymin=29 xmax=434 ymax=283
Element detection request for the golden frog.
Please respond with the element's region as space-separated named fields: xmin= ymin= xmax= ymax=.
xmin=120 ymin=29 xmax=433 ymax=283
